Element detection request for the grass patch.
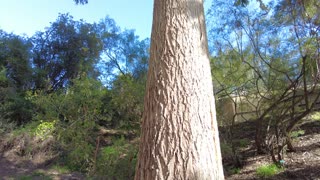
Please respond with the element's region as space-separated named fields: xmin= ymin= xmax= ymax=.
xmin=290 ymin=130 xmax=305 ymax=138
xmin=256 ymin=163 xmax=284 ymax=178
xmin=18 ymin=171 xmax=52 ymax=180
xmin=50 ymin=164 xmax=70 ymax=174
xmin=229 ymin=167 xmax=241 ymax=174
xmin=311 ymin=112 xmax=320 ymax=121
xmin=234 ymin=138 xmax=250 ymax=148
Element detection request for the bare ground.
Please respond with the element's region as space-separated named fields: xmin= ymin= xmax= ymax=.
xmin=0 ymin=133 xmax=85 ymax=180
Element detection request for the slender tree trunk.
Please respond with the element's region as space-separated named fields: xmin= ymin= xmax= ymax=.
xmin=135 ymin=0 xmax=224 ymax=179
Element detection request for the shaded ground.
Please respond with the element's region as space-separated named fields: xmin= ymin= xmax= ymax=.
xmin=0 ymin=157 xmax=84 ymax=180
xmin=224 ymin=120 xmax=320 ymax=180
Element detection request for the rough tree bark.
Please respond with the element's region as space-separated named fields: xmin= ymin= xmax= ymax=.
xmin=135 ymin=0 xmax=224 ymax=179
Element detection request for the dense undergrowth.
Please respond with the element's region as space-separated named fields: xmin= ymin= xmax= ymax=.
xmin=0 ymin=76 xmax=143 ymax=178
xmin=0 ymin=122 xmax=139 ymax=179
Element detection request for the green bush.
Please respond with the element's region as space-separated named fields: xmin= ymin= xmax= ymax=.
xmin=102 ymin=75 xmax=144 ymax=129
xmin=34 ymin=120 xmax=56 ymax=140
xmin=0 ymin=91 xmax=33 ymax=128
xmin=65 ymin=141 xmax=95 ymax=172
xmin=31 ymin=78 xmax=105 ymax=172
xmin=57 ymin=120 xmax=96 ymax=172
xmin=96 ymin=137 xmax=138 ymax=179
xmin=256 ymin=164 xmax=283 ymax=178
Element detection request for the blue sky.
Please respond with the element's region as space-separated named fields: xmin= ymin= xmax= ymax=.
xmin=0 ymin=0 xmax=211 ymax=40
xmin=0 ymin=0 xmax=154 ymax=39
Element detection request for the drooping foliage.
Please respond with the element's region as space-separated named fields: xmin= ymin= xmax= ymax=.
xmin=208 ymin=0 xmax=320 ymax=163
xmin=96 ymin=17 xmax=149 ymax=84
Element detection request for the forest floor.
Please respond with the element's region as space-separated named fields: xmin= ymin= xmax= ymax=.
xmin=0 ymin=117 xmax=319 ymax=179
xmin=223 ymin=117 xmax=320 ymax=180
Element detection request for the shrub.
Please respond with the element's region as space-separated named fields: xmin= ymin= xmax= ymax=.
xmin=102 ymin=75 xmax=144 ymax=129
xmin=57 ymin=120 xmax=96 ymax=172
xmin=230 ymin=167 xmax=241 ymax=174
xmin=0 ymin=92 xmax=33 ymax=128
xmin=34 ymin=120 xmax=56 ymax=140
xmin=32 ymin=78 xmax=104 ymax=172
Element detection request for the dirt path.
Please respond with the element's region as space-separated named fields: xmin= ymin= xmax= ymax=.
xmin=0 ymin=133 xmax=85 ymax=180
xmin=0 ymin=154 xmax=85 ymax=180
xmin=0 ymin=156 xmax=32 ymax=178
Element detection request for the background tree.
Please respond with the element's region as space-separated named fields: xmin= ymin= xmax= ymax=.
xmin=32 ymin=14 xmax=103 ymax=92
xmin=0 ymin=31 xmax=33 ymax=127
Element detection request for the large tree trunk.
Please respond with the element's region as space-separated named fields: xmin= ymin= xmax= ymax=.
xmin=135 ymin=0 xmax=224 ymax=179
